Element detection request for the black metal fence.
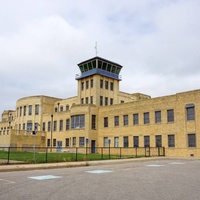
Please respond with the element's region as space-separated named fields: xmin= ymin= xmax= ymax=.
xmin=0 ymin=146 xmax=165 ymax=164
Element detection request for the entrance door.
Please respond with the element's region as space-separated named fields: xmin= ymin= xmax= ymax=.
xmin=91 ymin=140 xmax=96 ymax=153
xmin=57 ymin=141 xmax=62 ymax=152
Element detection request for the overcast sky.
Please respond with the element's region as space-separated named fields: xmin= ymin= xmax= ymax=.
xmin=0 ymin=0 xmax=200 ymax=116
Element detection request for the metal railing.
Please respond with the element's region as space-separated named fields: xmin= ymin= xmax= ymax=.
xmin=0 ymin=146 xmax=165 ymax=164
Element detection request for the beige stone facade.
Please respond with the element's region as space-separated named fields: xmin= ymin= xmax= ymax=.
xmin=0 ymin=56 xmax=200 ymax=157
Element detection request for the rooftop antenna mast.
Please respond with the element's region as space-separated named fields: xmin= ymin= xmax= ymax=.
xmin=95 ymin=41 xmax=98 ymax=56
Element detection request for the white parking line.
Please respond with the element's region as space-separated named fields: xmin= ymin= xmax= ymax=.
xmin=145 ymin=164 xmax=165 ymax=167
xmin=28 ymin=175 xmax=62 ymax=180
xmin=86 ymin=170 xmax=113 ymax=174
xmin=169 ymin=162 xmax=185 ymax=165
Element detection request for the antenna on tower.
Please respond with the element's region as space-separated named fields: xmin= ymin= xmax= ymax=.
xmin=95 ymin=41 xmax=98 ymax=56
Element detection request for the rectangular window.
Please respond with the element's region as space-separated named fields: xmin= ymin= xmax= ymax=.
xmin=48 ymin=122 xmax=51 ymax=132
xmin=65 ymin=138 xmax=70 ymax=147
xmin=35 ymin=104 xmax=39 ymax=115
xmin=79 ymin=137 xmax=85 ymax=146
xmin=123 ymin=136 xmax=129 ymax=148
xmin=155 ymin=111 xmax=161 ymax=123
xmin=104 ymin=117 xmax=108 ymax=128
xmin=23 ymin=123 xmax=25 ymax=130
xmin=168 ymin=135 xmax=175 ymax=147
xmin=114 ymin=116 xmax=119 ymax=127
xmin=104 ymin=137 xmax=109 ymax=147
xmin=28 ymin=105 xmax=32 ymax=115
xmin=144 ymin=112 xmax=149 ymax=124
xmin=71 ymin=115 xmax=85 ymax=129
xmin=90 ymin=96 xmax=93 ymax=104
xmin=81 ymin=98 xmax=84 ymax=104
xmin=100 ymin=79 xmax=103 ymax=88
xmin=144 ymin=136 xmax=150 ymax=147
xmin=91 ymin=115 xmax=96 ymax=130
xmin=27 ymin=122 xmax=32 ymax=131
xmin=105 ymin=97 xmax=108 ymax=106
xmin=81 ymin=82 xmax=84 ymax=90
xmin=110 ymin=98 xmax=113 ymax=105
xmin=66 ymin=105 xmax=69 ymax=110
xmin=155 ymin=135 xmax=162 ymax=147
xmin=100 ymin=96 xmax=103 ymax=106
xmin=167 ymin=109 xmax=174 ymax=122
xmin=86 ymin=97 xmax=88 ymax=104
xmin=110 ymin=82 xmax=114 ymax=91
xmin=188 ymin=134 xmax=196 ymax=147
xmin=86 ymin=80 xmax=89 ymax=89
xmin=186 ymin=106 xmax=195 ymax=120
xmin=133 ymin=113 xmax=139 ymax=125
xmin=23 ymin=106 xmax=26 ymax=116
xmin=133 ymin=136 xmax=139 ymax=147
xmin=60 ymin=106 xmax=63 ymax=112
xmin=123 ymin=115 xmax=129 ymax=126
xmin=105 ymin=81 xmax=108 ymax=89
xmin=66 ymin=119 xmax=70 ymax=130
xmin=73 ymin=137 xmax=76 ymax=146
xmin=42 ymin=122 xmax=45 ymax=131
xmin=91 ymin=79 xmax=93 ymax=88
xmin=47 ymin=139 xmax=50 ymax=147
xmin=53 ymin=121 xmax=57 ymax=131
xmin=53 ymin=139 xmax=56 ymax=147
xmin=114 ymin=137 xmax=119 ymax=147
xmin=59 ymin=120 xmax=63 ymax=131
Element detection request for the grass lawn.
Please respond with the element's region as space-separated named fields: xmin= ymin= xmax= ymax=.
xmin=0 ymin=150 xmax=133 ymax=164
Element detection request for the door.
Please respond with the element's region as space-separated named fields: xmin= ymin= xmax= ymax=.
xmin=57 ymin=141 xmax=62 ymax=152
xmin=91 ymin=140 xmax=96 ymax=153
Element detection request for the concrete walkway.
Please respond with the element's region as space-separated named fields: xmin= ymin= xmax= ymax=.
xmin=0 ymin=157 xmax=169 ymax=172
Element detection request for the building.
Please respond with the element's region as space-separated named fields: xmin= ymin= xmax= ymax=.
xmin=0 ymin=56 xmax=200 ymax=157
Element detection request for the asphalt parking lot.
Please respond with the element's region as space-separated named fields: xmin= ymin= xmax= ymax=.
xmin=0 ymin=158 xmax=200 ymax=200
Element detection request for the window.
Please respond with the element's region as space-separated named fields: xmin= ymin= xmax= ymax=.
xmin=188 ymin=134 xmax=196 ymax=147
xmin=55 ymin=107 xmax=58 ymax=112
xmin=66 ymin=119 xmax=70 ymax=130
xmin=91 ymin=115 xmax=96 ymax=129
xmin=27 ymin=122 xmax=32 ymax=131
xmin=105 ymin=97 xmax=108 ymax=106
xmin=73 ymin=137 xmax=76 ymax=146
xmin=35 ymin=104 xmax=39 ymax=115
xmin=79 ymin=137 xmax=85 ymax=146
xmin=155 ymin=135 xmax=162 ymax=147
xmin=105 ymin=81 xmax=108 ymax=89
xmin=59 ymin=120 xmax=63 ymax=131
xmin=48 ymin=122 xmax=51 ymax=132
xmin=114 ymin=137 xmax=119 ymax=147
xmin=86 ymin=97 xmax=88 ymax=104
xmin=47 ymin=139 xmax=50 ymax=147
xmin=28 ymin=105 xmax=32 ymax=115
xmin=91 ymin=79 xmax=93 ymax=88
xmin=20 ymin=107 xmax=22 ymax=116
xmin=186 ymin=104 xmax=195 ymax=120
xmin=65 ymin=138 xmax=70 ymax=147
xmin=155 ymin=111 xmax=161 ymax=123
xmin=86 ymin=80 xmax=89 ymax=89
xmin=100 ymin=96 xmax=103 ymax=106
xmin=104 ymin=117 xmax=108 ymax=127
xmin=123 ymin=115 xmax=129 ymax=126
xmin=104 ymin=137 xmax=109 ymax=147
xmin=144 ymin=112 xmax=149 ymax=124
xmin=133 ymin=136 xmax=139 ymax=147
xmin=100 ymin=79 xmax=103 ymax=88
xmin=23 ymin=123 xmax=25 ymax=130
xmin=121 ymin=100 xmax=124 ymax=104
xmin=23 ymin=106 xmax=26 ymax=116
xmin=42 ymin=122 xmax=45 ymax=131
xmin=53 ymin=121 xmax=57 ymax=131
xmin=168 ymin=135 xmax=175 ymax=147
xmin=110 ymin=82 xmax=114 ymax=91
xmin=90 ymin=96 xmax=93 ymax=104
xmin=133 ymin=114 xmax=139 ymax=125
xmin=81 ymin=82 xmax=84 ymax=90
xmin=144 ymin=136 xmax=150 ymax=147
xmin=81 ymin=98 xmax=84 ymax=104
xmin=110 ymin=98 xmax=113 ymax=105
xmin=71 ymin=115 xmax=85 ymax=129
xmin=114 ymin=116 xmax=119 ymax=127
xmin=66 ymin=105 xmax=69 ymax=110
xmin=53 ymin=139 xmax=56 ymax=147
xmin=167 ymin=109 xmax=174 ymax=122
xmin=123 ymin=136 xmax=129 ymax=147
xmin=60 ymin=106 xmax=63 ymax=112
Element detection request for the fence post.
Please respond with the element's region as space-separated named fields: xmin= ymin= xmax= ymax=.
xmin=46 ymin=147 xmax=48 ymax=163
xmin=163 ymin=147 xmax=165 ymax=156
xmin=158 ymin=147 xmax=160 ymax=156
xmin=101 ymin=147 xmax=103 ymax=160
xmin=135 ymin=147 xmax=137 ymax=158
xmin=149 ymin=147 xmax=151 ymax=157
xmin=120 ymin=147 xmax=121 ymax=159
xmin=75 ymin=148 xmax=78 ymax=161
xmin=7 ymin=147 xmax=10 ymax=164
